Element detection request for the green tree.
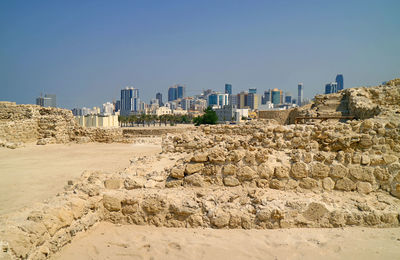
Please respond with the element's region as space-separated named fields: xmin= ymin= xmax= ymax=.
xmin=193 ymin=107 xmax=218 ymax=126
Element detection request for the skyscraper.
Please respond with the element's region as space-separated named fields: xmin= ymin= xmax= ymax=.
xmin=247 ymin=93 xmax=261 ymax=110
xmin=284 ymin=92 xmax=292 ymax=104
xmin=120 ymin=87 xmax=140 ymax=116
xmin=224 ymin=84 xmax=232 ymax=95
xmin=335 ymin=74 xmax=344 ymax=91
xmin=177 ymin=85 xmax=185 ymax=99
xmin=168 ymin=85 xmax=185 ymax=101
xmin=262 ymin=90 xmax=272 ymax=104
xmin=325 ymin=82 xmax=338 ymax=94
xmin=36 ymin=94 xmax=56 ymax=107
xmin=271 ymin=88 xmax=282 ymax=105
xmin=297 ymin=83 xmax=304 ymax=106
xmin=156 ymin=92 xmax=163 ymax=106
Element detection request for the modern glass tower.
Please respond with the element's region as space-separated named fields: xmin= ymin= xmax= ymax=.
xmin=335 ymin=74 xmax=344 ymax=91
xmin=156 ymin=92 xmax=163 ymax=106
xmin=297 ymin=83 xmax=303 ymax=106
xmin=121 ymin=87 xmax=140 ymax=116
xmin=177 ymin=85 xmax=185 ymax=99
xmin=224 ymin=84 xmax=232 ymax=95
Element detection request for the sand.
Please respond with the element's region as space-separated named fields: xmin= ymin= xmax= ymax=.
xmin=54 ymin=222 xmax=400 ymax=260
xmin=0 ymin=143 xmax=161 ymax=215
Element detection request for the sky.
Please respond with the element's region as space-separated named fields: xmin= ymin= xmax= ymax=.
xmin=1 ymin=0 xmax=399 ymax=109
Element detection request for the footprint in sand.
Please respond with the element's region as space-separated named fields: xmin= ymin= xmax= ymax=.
xmin=168 ymin=242 xmax=182 ymax=250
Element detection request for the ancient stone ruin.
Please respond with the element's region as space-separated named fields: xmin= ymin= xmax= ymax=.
xmin=0 ymin=81 xmax=399 ymax=259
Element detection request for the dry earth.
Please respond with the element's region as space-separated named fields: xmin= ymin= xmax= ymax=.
xmin=53 ymin=222 xmax=400 ymax=260
xmin=0 ymin=143 xmax=161 ymax=215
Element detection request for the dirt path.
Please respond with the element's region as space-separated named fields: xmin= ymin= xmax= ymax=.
xmin=0 ymin=143 xmax=161 ymax=215
xmin=54 ymin=222 xmax=400 ymax=260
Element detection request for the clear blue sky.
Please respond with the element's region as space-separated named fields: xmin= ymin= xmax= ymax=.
xmin=1 ymin=0 xmax=399 ymax=109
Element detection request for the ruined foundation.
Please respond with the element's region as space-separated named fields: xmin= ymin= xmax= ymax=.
xmin=0 ymin=81 xmax=399 ymax=259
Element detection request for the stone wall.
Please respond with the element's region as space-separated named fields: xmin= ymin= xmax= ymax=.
xmin=258 ymin=109 xmax=299 ymax=125
xmin=0 ymin=102 xmax=128 ymax=147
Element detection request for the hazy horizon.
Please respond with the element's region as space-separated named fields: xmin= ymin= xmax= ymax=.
xmin=1 ymin=0 xmax=399 ymax=109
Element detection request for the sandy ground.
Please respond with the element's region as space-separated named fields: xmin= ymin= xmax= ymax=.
xmin=0 ymin=143 xmax=161 ymax=215
xmin=54 ymin=222 xmax=400 ymax=260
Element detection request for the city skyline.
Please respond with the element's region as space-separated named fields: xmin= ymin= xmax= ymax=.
xmin=1 ymin=1 xmax=399 ymax=108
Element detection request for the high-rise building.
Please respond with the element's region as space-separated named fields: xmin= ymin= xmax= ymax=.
xmin=249 ymin=88 xmax=257 ymax=94
xmin=247 ymin=93 xmax=261 ymax=110
xmin=225 ymin=84 xmax=232 ymax=95
xmin=284 ymin=92 xmax=292 ymax=104
xmin=177 ymin=85 xmax=185 ymax=99
xmin=262 ymin=90 xmax=272 ymax=104
xmin=168 ymin=84 xmax=185 ymax=101
xmin=297 ymin=83 xmax=304 ymax=106
xmin=115 ymin=100 xmax=121 ymax=112
xmin=237 ymin=91 xmax=249 ymax=109
xmin=335 ymin=74 xmax=344 ymax=91
xmin=156 ymin=92 xmax=163 ymax=106
xmin=207 ymin=93 xmax=229 ymax=108
xmin=325 ymin=82 xmax=338 ymax=94
xmin=36 ymin=94 xmax=56 ymax=107
xmin=168 ymin=86 xmax=177 ymax=101
xmin=120 ymin=87 xmax=140 ymax=116
xmin=271 ymin=88 xmax=282 ymax=106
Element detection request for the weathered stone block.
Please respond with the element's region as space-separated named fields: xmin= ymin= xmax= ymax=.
xmin=185 ymin=163 xmax=204 ymax=175
xmin=290 ymin=162 xmax=308 ymax=179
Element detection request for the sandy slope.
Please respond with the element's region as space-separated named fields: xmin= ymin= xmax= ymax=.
xmin=54 ymin=222 xmax=400 ymax=260
xmin=0 ymin=143 xmax=161 ymax=215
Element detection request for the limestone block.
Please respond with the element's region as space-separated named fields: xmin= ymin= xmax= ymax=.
xmin=290 ymin=162 xmax=308 ymax=179
xmin=104 ymin=178 xmax=121 ymax=189
xmin=222 ymin=164 xmax=237 ymax=175
xmin=237 ymin=166 xmax=257 ymax=181
xmin=185 ymin=163 xmax=204 ymax=175
xmin=141 ymin=196 xmax=165 ymax=215
xmin=388 ymin=163 xmax=400 ymax=175
xmin=191 ymin=153 xmax=208 ymax=162
xmin=383 ymin=154 xmax=398 ymax=164
xmin=170 ymin=167 xmax=185 ymax=179
xmin=357 ymin=182 xmax=372 ymax=194
xmin=299 ymin=177 xmax=318 ymax=189
xmin=269 ymin=179 xmax=286 ymax=190
xmin=223 ymin=176 xmax=240 ymax=187
xmin=274 ymin=166 xmax=289 ymax=179
xmin=349 ymin=166 xmax=375 ymax=182
xmin=311 ymin=162 xmax=330 ymax=178
xmin=257 ymin=163 xmax=274 ymax=179
xmin=373 ymin=167 xmax=390 ymax=181
xmin=209 ymin=208 xmax=230 ymax=228
xmin=256 ymin=209 xmax=270 ymax=222
xmin=184 ymin=173 xmax=204 ymax=187
xmin=103 ymin=194 xmax=121 ymax=212
xmin=322 ymin=177 xmax=335 ymax=191
xmin=165 ymin=179 xmax=183 ymax=188
xmin=124 ymin=177 xmax=146 ymax=189
xmin=335 ymin=177 xmax=356 ymax=191
xmin=329 ymin=164 xmax=348 ymax=179
xmin=303 ymin=202 xmax=329 ymax=221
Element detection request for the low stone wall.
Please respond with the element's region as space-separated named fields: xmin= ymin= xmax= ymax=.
xmin=122 ymin=126 xmax=195 ymax=137
xmin=258 ymin=109 xmax=299 ymax=125
xmin=0 ymin=102 xmax=128 ymax=147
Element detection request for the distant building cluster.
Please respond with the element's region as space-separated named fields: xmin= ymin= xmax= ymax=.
xmin=325 ymin=74 xmax=344 ymax=94
xmin=65 ymin=74 xmax=345 ymax=125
